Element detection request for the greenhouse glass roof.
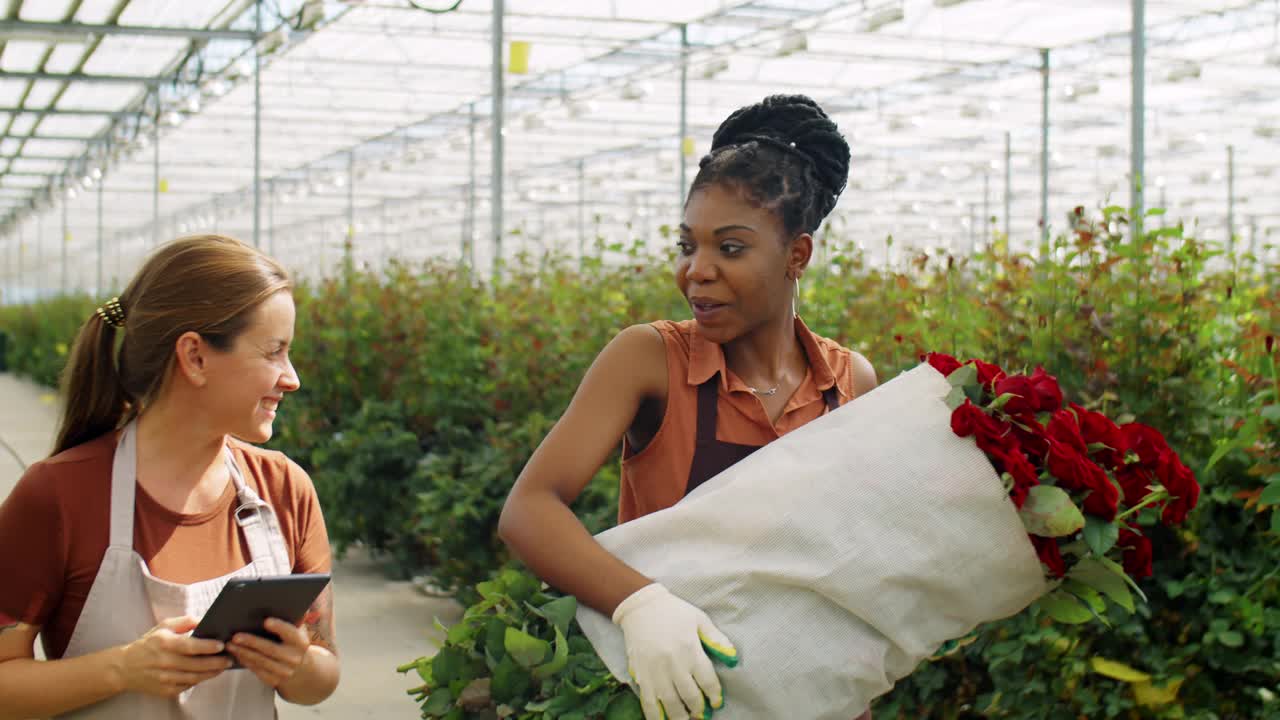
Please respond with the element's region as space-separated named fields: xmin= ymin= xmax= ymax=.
xmin=0 ymin=0 xmax=1276 ymax=298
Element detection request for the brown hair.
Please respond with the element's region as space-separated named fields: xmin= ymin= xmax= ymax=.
xmin=53 ymin=235 xmax=292 ymax=456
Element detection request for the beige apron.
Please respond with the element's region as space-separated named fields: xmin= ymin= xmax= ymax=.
xmin=60 ymin=421 xmax=293 ymax=719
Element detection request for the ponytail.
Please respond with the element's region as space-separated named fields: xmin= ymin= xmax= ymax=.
xmin=52 ymin=311 xmax=131 ymax=456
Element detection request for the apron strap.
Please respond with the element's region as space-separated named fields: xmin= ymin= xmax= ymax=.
xmin=109 ymin=423 xmax=139 ymax=549
xmin=695 ymin=375 xmax=721 ymax=448
xmin=822 ymin=386 xmax=841 ymax=413
xmin=227 ymin=450 xmax=293 ymax=577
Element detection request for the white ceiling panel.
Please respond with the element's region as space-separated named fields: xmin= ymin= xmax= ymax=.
xmin=1 ymin=41 xmax=50 ymax=73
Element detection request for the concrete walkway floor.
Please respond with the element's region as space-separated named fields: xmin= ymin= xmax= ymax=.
xmin=0 ymin=373 xmax=460 ymax=718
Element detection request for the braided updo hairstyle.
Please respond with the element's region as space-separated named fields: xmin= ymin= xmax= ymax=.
xmin=689 ymin=94 xmax=850 ymax=237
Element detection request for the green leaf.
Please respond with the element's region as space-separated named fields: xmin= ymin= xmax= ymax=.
xmin=531 ymin=596 xmax=578 ymax=636
xmin=422 ymin=688 xmax=455 ymax=717
xmin=988 ymin=392 xmax=1017 ymax=411
xmin=1272 ymin=509 xmax=1280 ymax=535
xmin=1261 ymin=404 xmax=1280 ymax=421
xmin=1083 ymin=516 xmax=1120 ymax=557
xmin=947 ymin=364 xmax=978 ymax=388
xmin=1099 ymin=556 xmax=1149 ymax=604
xmin=1218 ymin=630 xmax=1245 ymax=648
xmin=446 ymin=620 xmax=473 ymax=646
xmin=1069 ymin=558 xmax=1134 ymax=613
xmin=503 ymin=572 xmax=540 ymax=605
xmin=963 ymin=383 xmax=985 ymax=405
xmin=1259 ymin=482 xmax=1280 ymax=506
xmin=1038 ymin=590 xmax=1094 ymax=624
xmin=490 ymin=656 xmax=532 ymax=705
xmin=1145 ymin=207 xmax=1166 ymax=217
xmin=416 ymin=657 xmax=435 ymax=684
xmin=504 ymin=627 xmax=551 ymax=669
xmin=1063 ymin=580 xmax=1107 ymax=614
xmin=431 ymin=647 xmax=466 ymax=686
xmin=945 ymin=386 xmax=966 ymax=410
xmin=1208 ymin=589 xmax=1236 ymax=605
xmin=605 ymin=691 xmax=645 ymax=720
xmin=532 ymin=626 xmax=570 ymax=680
xmin=484 ymin=618 xmax=508 ymax=662
xmin=1019 ymin=486 xmax=1087 ymax=537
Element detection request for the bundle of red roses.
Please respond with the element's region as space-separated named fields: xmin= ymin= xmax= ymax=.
xmin=924 ymin=351 xmax=1201 ymax=623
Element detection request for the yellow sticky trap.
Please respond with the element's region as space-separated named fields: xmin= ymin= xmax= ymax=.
xmin=158 ymin=179 xmax=169 ymax=193
xmin=509 ymin=41 xmax=530 ymax=74
xmin=63 ymin=233 xmax=71 ymax=244
xmin=682 ymin=136 xmax=696 ymax=157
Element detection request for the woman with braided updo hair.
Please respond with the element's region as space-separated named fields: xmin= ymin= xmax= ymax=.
xmin=500 ymin=95 xmax=877 ymax=720
xmin=0 ymin=235 xmax=339 ymax=718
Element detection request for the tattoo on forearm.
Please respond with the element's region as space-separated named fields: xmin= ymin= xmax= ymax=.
xmin=306 ymin=586 xmax=337 ymax=655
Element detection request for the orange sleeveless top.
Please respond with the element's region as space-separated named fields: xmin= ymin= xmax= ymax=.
xmin=618 ymin=317 xmax=859 ymax=524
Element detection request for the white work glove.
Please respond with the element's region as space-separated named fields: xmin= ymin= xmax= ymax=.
xmin=612 ymin=583 xmax=738 ymax=720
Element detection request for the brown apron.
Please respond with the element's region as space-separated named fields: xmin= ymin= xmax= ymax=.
xmin=686 ymin=373 xmax=840 ymax=496
xmin=683 ymin=375 xmax=873 ymax=720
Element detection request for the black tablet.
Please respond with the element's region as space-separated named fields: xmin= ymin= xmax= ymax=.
xmin=194 ymin=573 xmax=331 ymax=666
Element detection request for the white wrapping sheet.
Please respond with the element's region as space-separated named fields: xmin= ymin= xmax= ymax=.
xmin=576 ymin=363 xmax=1049 ymax=719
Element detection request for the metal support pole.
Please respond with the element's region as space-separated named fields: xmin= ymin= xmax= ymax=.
xmin=153 ymin=102 xmax=160 ymax=247
xmin=1039 ymin=48 xmax=1050 ymax=256
xmin=97 ymin=176 xmax=104 ymax=295
xmin=982 ymin=171 xmax=990 ymax=246
xmin=1226 ymin=144 xmax=1235 ymax=254
xmin=1003 ymin=131 xmax=1012 ymax=242
xmin=491 ymin=0 xmax=505 ymax=271
xmin=1131 ymin=0 xmax=1146 ymax=242
xmin=268 ymin=179 xmax=276 ymax=256
xmin=61 ymin=196 xmax=68 ymax=294
xmin=969 ymin=203 xmax=977 ymax=255
xmin=468 ymin=102 xmax=477 ymax=268
xmin=345 ymin=151 xmax=355 ymax=274
xmin=578 ymin=158 xmax=586 ymax=262
xmin=679 ymin=23 xmax=689 ymax=204
xmin=253 ymin=0 xmax=262 ymax=248
xmin=36 ymin=214 xmax=43 ymax=300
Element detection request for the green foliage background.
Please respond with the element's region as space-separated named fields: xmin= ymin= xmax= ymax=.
xmin=3 ymin=209 xmax=1277 ymax=717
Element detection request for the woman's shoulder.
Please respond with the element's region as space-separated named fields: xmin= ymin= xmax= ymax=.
xmin=21 ymin=433 xmax=115 ymax=495
xmin=811 ymin=334 xmax=878 ymax=397
xmin=227 ymin=439 xmax=315 ymax=499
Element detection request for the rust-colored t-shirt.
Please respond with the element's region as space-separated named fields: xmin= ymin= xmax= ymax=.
xmin=619 ymin=316 xmax=862 ymax=524
xmin=0 ymin=431 xmax=332 ymax=659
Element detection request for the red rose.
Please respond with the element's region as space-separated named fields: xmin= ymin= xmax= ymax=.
xmin=1121 ymin=423 xmax=1171 ymax=468
xmin=950 ymin=399 xmax=985 ymax=437
xmin=1009 ymin=413 xmax=1050 ymax=461
xmin=996 ymin=448 xmax=1040 ymax=508
xmin=1045 ymin=439 xmax=1120 ymax=520
xmin=975 ymin=416 xmax=1018 ymax=455
xmin=1115 ymin=465 xmax=1155 ymax=505
xmin=1118 ymin=527 xmax=1153 ymax=579
xmin=1028 ymin=366 xmax=1064 ymax=413
xmin=925 ymin=352 xmax=962 ymax=377
xmin=1069 ymin=403 xmax=1127 ymax=469
xmin=995 ymin=374 xmax=1038 ymax=415
xmin=971 ymin=359 xmax=1006 ymax=390
xmin=1047 ymin=410 xmax=1088 ymax=454
xmin=1030 ymin=535 xmax=1067 ymax=578
xmin=1155 ymin=451 xmax=1200 ymax=525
